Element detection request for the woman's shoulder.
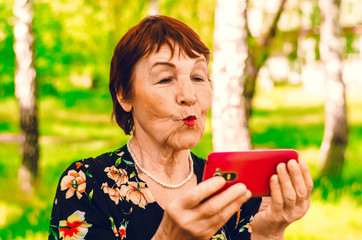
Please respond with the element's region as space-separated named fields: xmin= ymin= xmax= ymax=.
xmin=59 ymin=144 xmax=131 ymax=182
xmin=83 ymin=145 xmax=128 ymax=170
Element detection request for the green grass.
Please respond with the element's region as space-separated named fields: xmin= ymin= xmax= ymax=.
xmin=285 ymin=195 xmax=362 ymax=240
xmin=0 ymin=86 xmax=362 ymax=239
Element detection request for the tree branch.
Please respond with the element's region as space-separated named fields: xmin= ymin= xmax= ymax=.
xmin=261 ymin=0 xmax=288 ymax=47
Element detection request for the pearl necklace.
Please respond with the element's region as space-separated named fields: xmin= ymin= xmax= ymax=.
xmin=127 ymin=141 xmax=194 ymax=189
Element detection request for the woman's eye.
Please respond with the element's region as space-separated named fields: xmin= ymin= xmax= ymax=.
xmin=158 ymin=78 xmax=172 ymax=84
xmin=193 ymin=77 xmax=204 ymax=82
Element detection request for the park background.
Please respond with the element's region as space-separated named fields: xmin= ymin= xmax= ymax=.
xmin=0 ymin=0 xmax=362 ymax=239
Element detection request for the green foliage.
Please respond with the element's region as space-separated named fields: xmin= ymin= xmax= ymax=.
xmin=159 ymin=0 xmax=216 ymax=50
xmin=0 ymin=0 xmax=153 ymax=98
xmin=310 ymin=4 xmax=322 ymax=27
xmin=345 ymin=33 xmax=359 ymax=55
xmin=2 ymin=0 xmax=360 ymax=100
xmin=0 ymin=0 xmax=15 ymax=98
xmin=313 ymin=35 xmax=321 ymax=60
xmin=0 ymin=0 xmax=217 ymax=99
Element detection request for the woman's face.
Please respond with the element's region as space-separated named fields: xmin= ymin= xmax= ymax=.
xmin=123 ymin=44 xmax=212 ymax=150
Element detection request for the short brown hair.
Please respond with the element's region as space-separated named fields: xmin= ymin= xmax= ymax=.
xmin=109 ymin=15 xmax=210 ymax=135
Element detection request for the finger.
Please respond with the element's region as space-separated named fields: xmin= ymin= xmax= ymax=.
xmin=181 ymin=176 xmax=226 ymax=208
xmin=199 ymin=183 xmax=251 ymax=224
xmin=270 ymin=174 xmax=283 ymax=212
xmin=185 ymin=183 xmax=251 ymax=237
xmin=287 ymin=160 xmax=308 ymax=202
xmin=209 ymin=182 xmax=251 ymax=206
xmin=299 ymin=159 xmax=314 ymax=195
xmin=277 ymin=163 xmax=297 ymax=209
xmin=209 ymin=195 xmax=250 ymax=230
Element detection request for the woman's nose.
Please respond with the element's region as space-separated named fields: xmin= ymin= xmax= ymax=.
xmin=176 ymin=78 xmax=196 ymax=105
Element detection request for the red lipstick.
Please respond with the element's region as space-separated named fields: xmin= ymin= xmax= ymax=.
xmin=183 ymin=115 xmax=197 ymax=127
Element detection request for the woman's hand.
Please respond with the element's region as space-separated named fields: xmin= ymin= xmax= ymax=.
xmin=251 ymin=159 xmax=313 ymax=240
xmin=152 ymin=176 xmax=252 ymax=240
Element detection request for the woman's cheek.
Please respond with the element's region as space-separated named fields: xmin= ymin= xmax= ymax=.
xmin=200 ymin=87 xmax=212 ymax=110
xmin=144 ymin=99 xmax=171 ymax=120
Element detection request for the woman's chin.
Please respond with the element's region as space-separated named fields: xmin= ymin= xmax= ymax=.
xmin=169 ymin=133 xmax=202 ymax=150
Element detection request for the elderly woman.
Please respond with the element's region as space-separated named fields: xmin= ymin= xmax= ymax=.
xmin=49 ymin=15 xmax=313 ymax=240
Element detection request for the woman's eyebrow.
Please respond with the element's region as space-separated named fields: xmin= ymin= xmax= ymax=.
xmin=151 ymin=62 xmax=176 ymax=70
xmin=194 ymin=57 xmax=207 ymax=65
xmin=150 ymin=57 xmax=207 ymax=71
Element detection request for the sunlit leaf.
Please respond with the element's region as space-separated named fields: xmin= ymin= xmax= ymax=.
xmin=122 ymin=159 xmax=134 ymax=165
xmin=115 ymin=157 xmax=122 ymax=166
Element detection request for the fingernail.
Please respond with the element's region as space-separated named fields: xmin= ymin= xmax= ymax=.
xmin=288 ymin=160 xmax=295 ymax=168
xmin=236 ymin=183 xmax=247 ymax=191
xmin=271 ymin=174 xmax=278 ymax=182
xmin=277 ymin=163 xmax=286 ymax=171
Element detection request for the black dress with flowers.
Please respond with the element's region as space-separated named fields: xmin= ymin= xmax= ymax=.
xmin=49 ymin=144 xmax=261 ymax=240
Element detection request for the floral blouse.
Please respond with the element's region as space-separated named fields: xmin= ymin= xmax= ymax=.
xmin=49 ymin=144 xmax=261 ymax=240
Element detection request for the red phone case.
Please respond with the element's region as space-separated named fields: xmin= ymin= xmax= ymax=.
xmin=202 ymin=149 xmax=298 ymax=197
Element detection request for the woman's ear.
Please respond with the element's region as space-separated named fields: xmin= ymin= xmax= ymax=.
xmin=116 ymin=92 xmax=132 ymax=112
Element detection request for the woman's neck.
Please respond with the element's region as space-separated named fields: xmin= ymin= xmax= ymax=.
xmin=129 ymin=136 xmax=190 ymax=182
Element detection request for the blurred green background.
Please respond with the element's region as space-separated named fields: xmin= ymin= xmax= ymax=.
xmin=1 ymin=0 xmax=362 ymax=239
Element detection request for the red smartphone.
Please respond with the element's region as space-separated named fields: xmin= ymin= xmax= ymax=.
xmin=202 ymin=149 xmax=298 ymax=197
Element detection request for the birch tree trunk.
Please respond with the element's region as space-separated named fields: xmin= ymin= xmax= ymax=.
xmin=212 ymin=0 xmax=251 ymax=151
xmin=13 ymin=0 xmax=39 ymax=194
xmin=319 ymin=0 xmax=348 ymax=178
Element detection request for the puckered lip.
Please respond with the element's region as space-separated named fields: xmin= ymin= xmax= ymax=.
xmin=183 ymin=115 xmax=197 ymax=121
xmin=183 ymin=115 xmax=197 ymax=127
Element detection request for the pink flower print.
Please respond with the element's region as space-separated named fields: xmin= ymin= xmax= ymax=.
xmin=104 ymin=166 xmax=128 ymax=186
xmin=60 ymin=170 xmax=87 ymax=199
xmin=101 ymin=182 xmax=121 ymax=205
xmin=120 ymin=181 xmax=155 ymax=209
